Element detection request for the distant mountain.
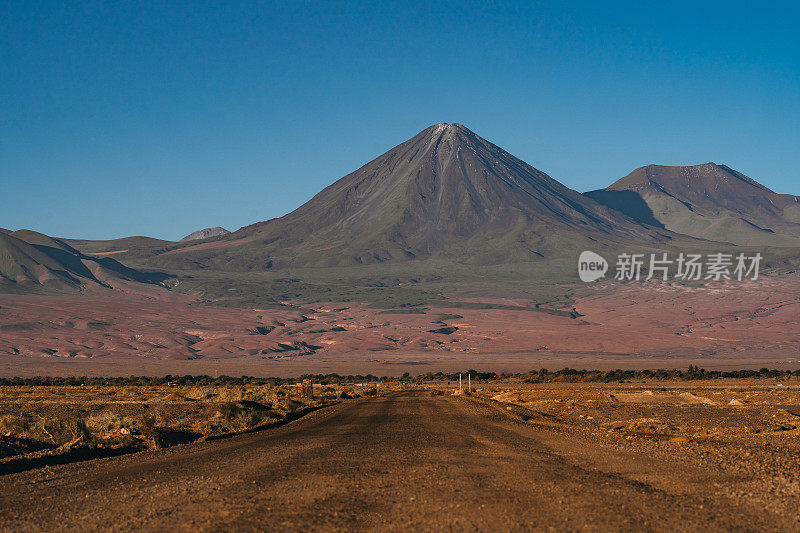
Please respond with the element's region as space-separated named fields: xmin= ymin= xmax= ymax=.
xmin=586 ymin=163 xmax=800 ymax=246
xmin=180 ymin=227 xmax=231 ymax=242
xmin=0 ymin=230 xmax=169 ymax=293
xmin=137 ymin=123 xmax=669 ymax=271
xmin=0 ymin=228 xmax=11 ymax=234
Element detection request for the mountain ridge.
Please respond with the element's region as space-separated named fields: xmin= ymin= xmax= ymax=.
xmin=586 ymin=163 xmax=800 ymax=246
xmin=61 ymin=127 xmax=800 ymax=273
xmin=0 ymin=230 xmax=170 ymax=293
xmin=137 ymin=123 xmax=670 ymax=270
xmin=180 ymin=227 xmax=231 ymax=242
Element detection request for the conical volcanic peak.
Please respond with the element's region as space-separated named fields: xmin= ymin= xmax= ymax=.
xmin=587 ymin=163 xmax=800 ymax=246
xmin=283 ymin=121 xmax=621 ymax=233
xmin=144 ymin=123 xmax=667 ymax=270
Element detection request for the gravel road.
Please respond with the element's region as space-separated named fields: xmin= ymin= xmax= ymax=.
xmin=0 ymin=391 xmax=792 ymax=531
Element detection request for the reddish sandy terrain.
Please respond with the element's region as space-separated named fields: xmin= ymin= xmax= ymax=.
xmin=1 ymin=274 xmax=799 ymax=376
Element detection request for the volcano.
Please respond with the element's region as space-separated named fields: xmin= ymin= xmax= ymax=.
xmin=124 ymin=123 xmax=669 ymax=270
xmin=587 ymin=163 xmax=800 ymax=247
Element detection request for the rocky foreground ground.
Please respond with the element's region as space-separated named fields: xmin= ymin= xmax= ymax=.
xmin=476 ymin=380 xmax=800 ymax=524
xmin=0 ymin=382 xmax=367 ymax=473
xmin=0 ymin=381 xmax=799 ymax=530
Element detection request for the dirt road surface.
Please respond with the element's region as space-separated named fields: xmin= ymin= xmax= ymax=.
xmin=0 ymin=391 xmax=793 ymax=531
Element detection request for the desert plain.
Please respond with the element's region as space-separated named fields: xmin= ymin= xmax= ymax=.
xmin=1 ymin=273 xmax=799 ymax=377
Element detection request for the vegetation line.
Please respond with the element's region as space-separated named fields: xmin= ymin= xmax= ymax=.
xmin=1 ymin=366 xmax=798 ymax=387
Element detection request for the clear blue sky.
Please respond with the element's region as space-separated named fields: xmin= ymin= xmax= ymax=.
xmin=2 ymin=1 xmax=798 ymax=240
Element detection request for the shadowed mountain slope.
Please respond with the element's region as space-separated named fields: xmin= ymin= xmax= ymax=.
xmin=0 ymin=231 xmax=169 ymax=293
xmin=139 ymin=123 xmax=670 ymax=270
xmin=586 ymin=164 xmax=800 ymax=246
xmin=0 ymin=233 xmax=82 ymax=290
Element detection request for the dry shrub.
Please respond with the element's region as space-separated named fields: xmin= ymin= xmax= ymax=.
xmin=85 ymin=411 xmax=139 ymax=434
xmin=215 ymin=401 xmax=281 ymax=432
xmin=218 ymin=401 xmax=241 ymax=421
xmin=0 ymin=414 xmax=34 ymax=436
xmin=1 ymin=384 xmax=323 ymax=455
xmin=226 ymin=411 xmax=265 ymax=432
xmin=244 ymin=387 xmax=283 ymax=406
xmin=215 ymin=387 xmax=244 ymax=402
xmin=185 ymin=386 xmax=245 ymax=402
xmin=86 ymin=411 xmax=123 ymax=432
xmin=271 ymin=398 xmax=303 ymax=415
xmin=2 ymin=413 xmax=89 ymax=445
xmin=35 ymin=416 xmax=90 ymax=446
xmin=184 ymin=387 xmax=214 ymax=400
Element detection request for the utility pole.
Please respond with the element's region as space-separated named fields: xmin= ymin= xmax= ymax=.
xmin=459 ymin=373 xmax=462 ymax=391
xmin=468 ymin=373 xmax=471 ymax=392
